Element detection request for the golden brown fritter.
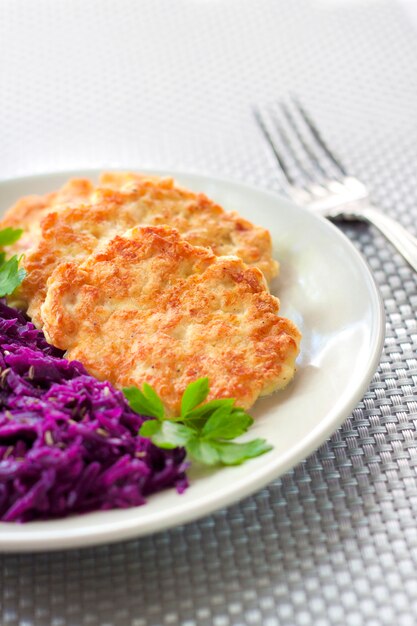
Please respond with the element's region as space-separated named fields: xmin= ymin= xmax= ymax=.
xmin=41 ymin=226 xmax=300 ymax=415
xmin=0 ymin=178 xmax=95 ymax=257
xmin=19 ymin=201 xmax=140 ymax=326
xmin=18 ymin=173 xmax=278 ymax=326
xmin=98 ymin=172 xmax=279 ymax=281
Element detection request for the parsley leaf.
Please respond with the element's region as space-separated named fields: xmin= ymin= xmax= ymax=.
xmin=124 ymin=377 xmax=273 ymax=468
xmin=140 ymin=421 xmax=195 ymax=449
xmin=123 ymin=383 xmax=165 ymax=419
xmin=202 ymin=407 xmax=253 ymax=440
xmin=180 ymin=377 xmax=209 ymax=416
xmin=212 ymin=439 xmax=273 ymax=465
xmin=184 ymin=397 xmax=235 ymax=420
xmin=0 ymin=255 xmax=26 ymax=297
xmin=0 ymin=227 xmax=23 ymax=247
xmin=0 ymin=228 xmax=26 ymax=297
xmin=186 ymin=438 xmax=221 ymax=465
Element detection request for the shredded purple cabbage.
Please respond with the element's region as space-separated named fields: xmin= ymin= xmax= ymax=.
xmin=0 ymin=300 xmax=188 ymax=522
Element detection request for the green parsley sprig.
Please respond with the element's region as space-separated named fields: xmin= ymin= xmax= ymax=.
xmin=0 ymin=227 xmax=26 ymax=296
xmin=123 ymin=378 xmax=272 ymax=466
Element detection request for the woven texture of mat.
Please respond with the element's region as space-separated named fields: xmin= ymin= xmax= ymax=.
xmin=0 ymin=0 xmax=417 ymax=624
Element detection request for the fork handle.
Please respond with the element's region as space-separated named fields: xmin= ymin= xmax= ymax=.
xmin=361 ymin=206 xmax=417 ymax=272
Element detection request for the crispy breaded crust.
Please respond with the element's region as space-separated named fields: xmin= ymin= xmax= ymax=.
xmin=41 ymin=226 xmax=300 ymax=415
xmin=0 ymin=178 xmax=94 ymax=257
xmin=98 ymin=172 xmax=279 ymax=281
xmin=3 ymin=172 xmax=277 ymax=284
xmin=20 ymin=202 xmax=140 ymax=326
xmin=19 ymin=173 xmax=278 ymax=325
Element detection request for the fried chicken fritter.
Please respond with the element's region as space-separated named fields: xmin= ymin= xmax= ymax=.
xmin=18 ymin=174 xmax=278 ymax=326
xmin=0 ymin=178 xmax=94 ymax=257
xmin=41 ymin=226 xmax=300 ymax=415
xmin=19 ymin=202 xmax=140 ymax=326
xmin=98 ymin=172 xmax=279 ymax=281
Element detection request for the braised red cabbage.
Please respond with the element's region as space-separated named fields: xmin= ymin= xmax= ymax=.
xmin=0 ymin=301 xmax=188 ymax=522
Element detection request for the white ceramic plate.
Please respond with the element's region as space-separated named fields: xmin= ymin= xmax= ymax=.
xmin=0 ymin=169 xmax=385 ymax=552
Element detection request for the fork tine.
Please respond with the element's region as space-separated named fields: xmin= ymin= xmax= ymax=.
xmin=267 ymin=106 xmax=317 ymax=185
xmin=291 ymin=96 xmax=347 ymax=177
xmin=253 ymin=107 xmax=296 ymax=186
xmin=254 ymin=106 xmax=318 ymax=187
xmin=279 ymin=101 xmax=328 ymax=180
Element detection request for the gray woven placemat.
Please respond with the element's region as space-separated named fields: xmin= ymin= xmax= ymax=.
xmin=1 ymin=0 xmax=417 ymax=624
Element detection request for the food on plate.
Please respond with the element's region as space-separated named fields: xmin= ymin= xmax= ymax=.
xmin=9 ymin=172 xmax=278 ymax=324
xmin=40 ymin=225 xmax=301 ymax=416
xmin=17 ymin=202 xmax=141 ymax=326
xmin=97 ymin=172 xmax=279 ymax=281
xmin=0 ymin=300 xmax=187 ymax=522
xmin=0 ymin=172 xmax=302 ymax=522
xmin=125 ymin=377 xmax=273 ymax=467
xmin=0 ymin=178 xmax=95 ymax=258
xmin=0 ymin=227 xmax=27 ymax=298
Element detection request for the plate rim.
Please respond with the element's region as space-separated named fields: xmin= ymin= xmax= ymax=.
xmin=0 ymin=167 xmax=386 ymax=552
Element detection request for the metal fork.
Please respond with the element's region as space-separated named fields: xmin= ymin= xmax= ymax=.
xmin=254 ymin=99 xmax=417 ymax=272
